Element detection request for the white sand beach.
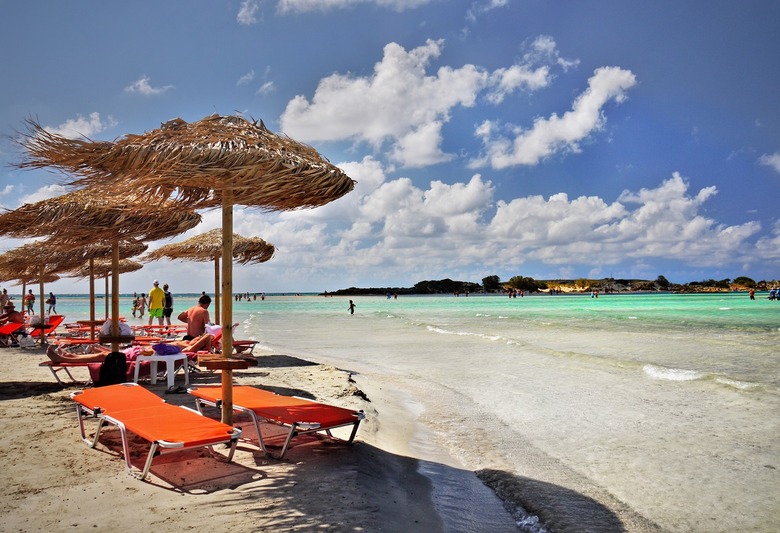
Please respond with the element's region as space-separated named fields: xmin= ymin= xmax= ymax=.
xmin=0 ymin=345 xmax=517 ymax=532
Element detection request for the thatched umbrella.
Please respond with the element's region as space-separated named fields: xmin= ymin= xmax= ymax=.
xmin=143 ymin=228 xmax=275 ymax=324
xmin=66 ymin=257 xmax=144 ymax=334
xmin=0 ymin=190 xmax=201 ymax=350
xmin=0 ymin=242 xmax=92 ymax=343
xmin=16 ymin=114 xmax=354 ymax=423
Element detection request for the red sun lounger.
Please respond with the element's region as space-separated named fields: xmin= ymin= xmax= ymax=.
xmin=71 ymin=383 xmax=241 ymax=480
xmin=188 ymin=385 xmax=365 ymax=459
xmin=0 ymin=322 xmax=25 ymax=347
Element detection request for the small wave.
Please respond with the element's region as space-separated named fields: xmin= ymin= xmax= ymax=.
xmin=627 ymin=316 xmax=638 ymax=320
xmin=426 ymin=325 xmax=501 ymax=341
xmin=714 ymin=377 xmax=762 ymax=391
xmin=719 ymin=307 xmax=732 ymax=311
xmin=498 ymin=315 xmax=509 ymax=319
xmin=643 ymin=364 xmax=702 ymax=381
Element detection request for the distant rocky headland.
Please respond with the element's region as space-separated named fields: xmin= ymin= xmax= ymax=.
xmin=323 ymin=275 xmax=778 ymax=296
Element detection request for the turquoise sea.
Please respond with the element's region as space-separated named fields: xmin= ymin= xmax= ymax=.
xmin=34 ymin=291 xmax=780 ymax=531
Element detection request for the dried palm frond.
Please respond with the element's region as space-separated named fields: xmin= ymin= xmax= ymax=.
xmin=17 ymin=114 xmax=355 ymax=210
xmin=0 ymin=189 xmax=201 ymax=243
xmin=144 ymin=228 xmax=274 ymax=265
xmin=67 ymin=258 xmax=143 ymax=279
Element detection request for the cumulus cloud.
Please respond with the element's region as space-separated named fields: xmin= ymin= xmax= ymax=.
xmin=237 ymin=0 xmax=260 ymax=24
xmin=281 ymin=37 xmax=572 ymax=168
xmin=124 ymin=75 xmax=174 ymax=96
xmin=224 ymin=163 xmax=761 ymax=289
xmin=43 ymin=112 xmax=117 ymax=138
xmin=472 ymin=66 xmax=636 ymax=168
xmin=18 ymin=183 xmax=69 ymax=206
xmin=281 ymin=39 xmax=487 ymax=167
xmin=277 ymin=0 xmax=434 ymax=13
xmin=758 ymin=151 xmax=780 ymax=173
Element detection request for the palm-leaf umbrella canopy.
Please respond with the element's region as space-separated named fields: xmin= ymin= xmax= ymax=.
xmin=145 ymin=228 xmax=275 ymax=265
xmin=144 ymin=228 xmax=275 ymax=324
xmin=68 ymin=258 xmax=144 ymax=323
xmin=16 ymin=114 xmax=354 ymax=423
xmin=0 ymin=190 xmax=201 ymax=348
xmin=0 ymin=189 xmax=200 ymax=243
xmin=18 ymin=114 xmax=355 ymax=210
xmin=67 ymin=258 xmax=144 ymax=279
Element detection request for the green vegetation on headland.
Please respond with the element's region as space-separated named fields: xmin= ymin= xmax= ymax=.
xmin=323 ymin=275 xmax=779 ymax=296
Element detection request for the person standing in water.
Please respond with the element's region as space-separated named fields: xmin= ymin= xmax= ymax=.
xmin=348 ymin=300 xmax=356 ymax=315
xmin=162 ymin=283 xmax=174 ymax=326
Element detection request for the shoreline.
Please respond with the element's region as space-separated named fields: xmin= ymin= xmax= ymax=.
xmin=0 ymin=345 xmax=517 ymax=532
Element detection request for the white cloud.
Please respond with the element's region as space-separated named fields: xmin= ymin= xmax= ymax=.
xmin=256 ymin=81 xmax=275 ymax=95
xmin=277 ymin=0 xmax=434 ymax=14
xmin=754 ymin=221 xmax=780 ymax=262
xmin=281 ymin=37 xmax=580 ymax=168
xmin=472 ymin=66 xmax=637 ymax=168
xmin=466 ymin=0 xmax=510 ymax=24
xmin=758 ymin=152 xmax=780 ymax=173
xmin=90 ymin=164 xmax=765 ymax=292
xmin=236 ymin=161 xmax=760 ymax=286
xmin=124 ymin=75 xmax=174 ymax=96
xmin=281 ymin=39 xmax=488 ymax=166
xmin=237 ymin=70 xmax=255 ymax=86
xmin=44 ymin=112 xmax=118 ymax=139
xmin=18 ymin=183 xmax=68 ymax=206
xmin=237 ymin=0 xmax=260 ymax=25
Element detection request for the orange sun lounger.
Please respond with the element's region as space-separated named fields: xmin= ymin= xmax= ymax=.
xmin=28 ymin=314 xmax=65 ymax=341
xmin=188 ymin=385 xmax=365 ymax=458
xmin=71 ymin=383 xmax=241 ymax=480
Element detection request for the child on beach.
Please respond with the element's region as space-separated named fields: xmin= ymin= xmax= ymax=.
xmin=24 ymin=290 xmax=35 ymax=314
xmin=46 ymin=292 xmax=56 ymax=314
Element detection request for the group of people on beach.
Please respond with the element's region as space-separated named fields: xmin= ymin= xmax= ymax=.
xmin=131 ymin=281 xmax=174 ymax=326
xmin=47 ymin=289 xmax=217 ymax=366
xmin=0 ymin=288 xmax=57 ymax=321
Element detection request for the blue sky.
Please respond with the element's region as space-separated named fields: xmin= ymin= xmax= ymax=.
xmin=1 ymin=1 xmax=778 ymax=294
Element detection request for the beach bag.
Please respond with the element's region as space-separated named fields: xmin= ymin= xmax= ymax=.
xmin=98 ymin=351 xmax=127 ymax=387
xmin=152 ymin=343 xmax=182 ymax=355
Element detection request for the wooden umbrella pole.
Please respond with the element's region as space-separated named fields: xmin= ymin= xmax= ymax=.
xmin=38 ymin=266 xmax=46 ymax=344
xmin=89 ymin=259 xmax=97 ymax=340
xmin=104 ymin=276 xmax=109 ymax=320
xmin=214 ymin=255 xmax=221 ymax=325
xmin=110 ymin=240 xmax=120 ymax=352
xmin=220 ymin=194 xmax=234 ymax=424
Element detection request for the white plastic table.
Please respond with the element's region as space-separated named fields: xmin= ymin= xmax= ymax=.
xmin=133 ymin=352 xmax=189 ymax=388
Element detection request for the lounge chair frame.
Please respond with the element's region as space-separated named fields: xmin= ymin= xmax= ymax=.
xmin=71 ymin=383 xmax=241 ymax=480
xmin=0 ymin=322 xmax=25 ymax=347
xmin=189 ymin=385 xmax=365 ymax=459
xmin=39 ymin=360 xmax=92 ymax=385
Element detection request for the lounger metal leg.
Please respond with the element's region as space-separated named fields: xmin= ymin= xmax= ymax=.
xmin=50 ymin=366 xmax=66 ymax=386
xmin=139 ymin=442 xmax=159 ymax=480
xmin=278 ymin=425 xmax=298 ymax=459
xmin=75 ymin=405 xmax=104 ymax=448
xmin=247 ymin=411 xmax=270 ymax=456
xmin=347 ymin=420 xmax=361 ymax=444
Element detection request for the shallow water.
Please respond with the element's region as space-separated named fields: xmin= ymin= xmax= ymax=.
xmin=52 ymin=292 xmax=780 ymax=531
